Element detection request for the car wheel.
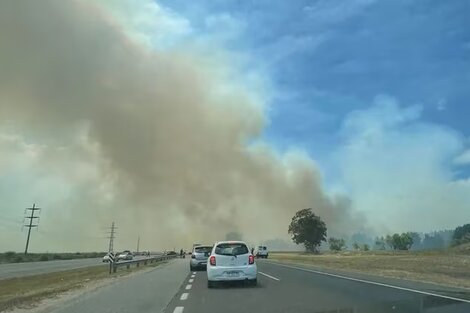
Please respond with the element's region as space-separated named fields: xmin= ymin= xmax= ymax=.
xmin=207 ymin=280 xmax=215 ymax=288
xmin=190 ymin=265 xmax=194 ymax=271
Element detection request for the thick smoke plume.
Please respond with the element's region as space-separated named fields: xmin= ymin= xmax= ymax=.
xmin=0 ymin=1 xmax=361 ymax=251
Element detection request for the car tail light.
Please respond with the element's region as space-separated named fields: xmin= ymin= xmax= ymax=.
xmin=191 ymin=254 xmax=196 ymax=259
xmin=249 ymin=255 xmax=255 ymax=265
xmin=209 ymin=255 xmax=216 ymax=266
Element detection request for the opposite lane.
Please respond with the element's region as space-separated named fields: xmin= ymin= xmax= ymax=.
xmin=0 ymin=255 xmax=157 ymax=280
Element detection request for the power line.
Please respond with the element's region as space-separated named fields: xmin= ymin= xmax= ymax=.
xmin=106 ymin=221 xmax=116 ymax=253
xmin=23 ymin=203 xmax=41 ymax=255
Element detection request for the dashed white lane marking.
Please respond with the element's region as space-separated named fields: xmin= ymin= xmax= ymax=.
xmin=270 ymin=262 xmax=470 ymax=304
xmin=185 ymin=284 xmax=192 ymax=290
xmin=189 ymin=278 xmax=194 ymax=283
xmin=173 ymin=307 xmax=184 ymax=313
xmin=180 ymin=293 xmax=189 ymax=300
xmin=259 ymin=271 xmax=280 ymax=281
xmin=191 ymin=274 xmax=195 ymax=278
xmin=192 ymin=272 xmax=196 ymax=274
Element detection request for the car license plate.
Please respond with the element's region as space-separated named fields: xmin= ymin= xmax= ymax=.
xmin=226 ymin=271 xmax=239 ymax=277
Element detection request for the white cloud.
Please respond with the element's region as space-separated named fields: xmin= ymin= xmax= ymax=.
xmin=454 ymin=149 xmax=470 ymax=165
xmin=204 ymin=13 xmax=246 ymax=40
xmin=96 ymin=0 xmax=193 ymax=49
xmin=338 ymin=96 xmax=469 ymax=233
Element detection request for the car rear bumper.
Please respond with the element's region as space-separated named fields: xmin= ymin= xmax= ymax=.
xmin=190 ymin=259 xmax=207 ymax=268
xmin=207 ymin=264 xmax=257 ymax=281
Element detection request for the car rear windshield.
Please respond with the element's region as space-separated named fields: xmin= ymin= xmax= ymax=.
xmin=215 ymin=243 xmax=249 ymax=256
xmin=194 ymin=246 xmax=212 ymax=253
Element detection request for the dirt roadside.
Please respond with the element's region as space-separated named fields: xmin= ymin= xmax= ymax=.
xmin=269 ymin=250 xmax=470 ymax=290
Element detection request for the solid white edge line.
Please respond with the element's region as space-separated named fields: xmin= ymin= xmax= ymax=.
xmin=185 ymin=284 xmax=192 ymax=290
xmin=173 ymin=307 xmax=184 ymax=313
xmin=269 ymin=261 xmax=470 ymax=304
xmin=258 ymin=271 xmax=280 ymax=281
xmin=180 ymin=293 xmax=189 ymax=300
xmin=189 ymin=278 xmax=194 ymax=283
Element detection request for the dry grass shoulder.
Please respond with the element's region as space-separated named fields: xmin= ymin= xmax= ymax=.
xmin=270 ymin=247 xmax=470 ymax=290
xmin=0 ymin=261 xmax=165 ymax=312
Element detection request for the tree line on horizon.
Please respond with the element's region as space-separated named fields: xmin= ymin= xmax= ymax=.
xmin=288 ymin=208 xmax=470 ymax=252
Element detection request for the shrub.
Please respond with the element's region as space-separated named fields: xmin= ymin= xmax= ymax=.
xmin=40 ymin=254 xmax=49 ymax=261
xmin=328 ymin=237 xmax=346 ymax=251
xmin=4 ymin=251 xmax=16 ymax=259
xmin=452 ymin=224 xmax=470 ymax=246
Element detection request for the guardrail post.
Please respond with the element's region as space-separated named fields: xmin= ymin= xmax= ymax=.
xmin=126 ymin=264 xmax=130 ymax=269
xmin=137 ymin=262 xmax=139 ymax=267
xmin=113 ymin=263 xmax=117 ymax=273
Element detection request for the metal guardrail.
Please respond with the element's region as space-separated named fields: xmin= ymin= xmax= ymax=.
xmin=109 ymin=254 xmax=178 ymax=274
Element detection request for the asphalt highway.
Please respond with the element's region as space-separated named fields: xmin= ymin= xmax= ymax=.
xmin=165 ymin=260 xmax=470 ymax=313
xmin=42 ymin=258 xmax=188 ymax=313
xmin=7 ymin=258 xmax=470 ymax=313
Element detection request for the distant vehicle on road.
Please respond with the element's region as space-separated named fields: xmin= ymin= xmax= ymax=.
xmin=165 ymin=251 xmax=178 ymax=256
xmin=207 ymin=241 xmax=257 ymax=288
xmin=117 ymin=250 xmax=133 ymax=261
xmin=102 ymin=252 xmax=115 ymax=262
xmin=256 ymin=245 xmax=269 ymax=258
xmin=190 ymin=245 xmax=212 ymax=271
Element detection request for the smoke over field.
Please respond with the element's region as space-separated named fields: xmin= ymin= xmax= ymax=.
xmin=0 ymin=1 xmax=361 ymax=251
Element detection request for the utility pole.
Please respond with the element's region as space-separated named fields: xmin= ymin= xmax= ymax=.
xmin=107 ymin=222 xmax=116 ymax=253
xmin=23 ymin=203 xmax=41 ymax=255
xmin=136 ymin=236 xmax=140 ymax=254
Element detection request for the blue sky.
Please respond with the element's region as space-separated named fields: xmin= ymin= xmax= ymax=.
xmin=154 ymin=0 xmax=470 ymax=180
xmin=150 ymin=0 xmax=470 ymax=230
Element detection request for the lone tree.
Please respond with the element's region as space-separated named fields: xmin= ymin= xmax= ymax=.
xmin=288 ymin=208 xmax=327 ymax=253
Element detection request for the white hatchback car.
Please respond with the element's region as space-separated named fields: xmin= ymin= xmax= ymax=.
xmin=255 ymin=245 xmax=269 ymax=258
xmin=206 ymin=241 xmax=257 ymax=288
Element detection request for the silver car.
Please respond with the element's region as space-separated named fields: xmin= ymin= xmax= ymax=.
xmin=117 ymin=250 xmax=133 ymax=261
xmin=190 ymin=245 xmax=212 ymax=271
